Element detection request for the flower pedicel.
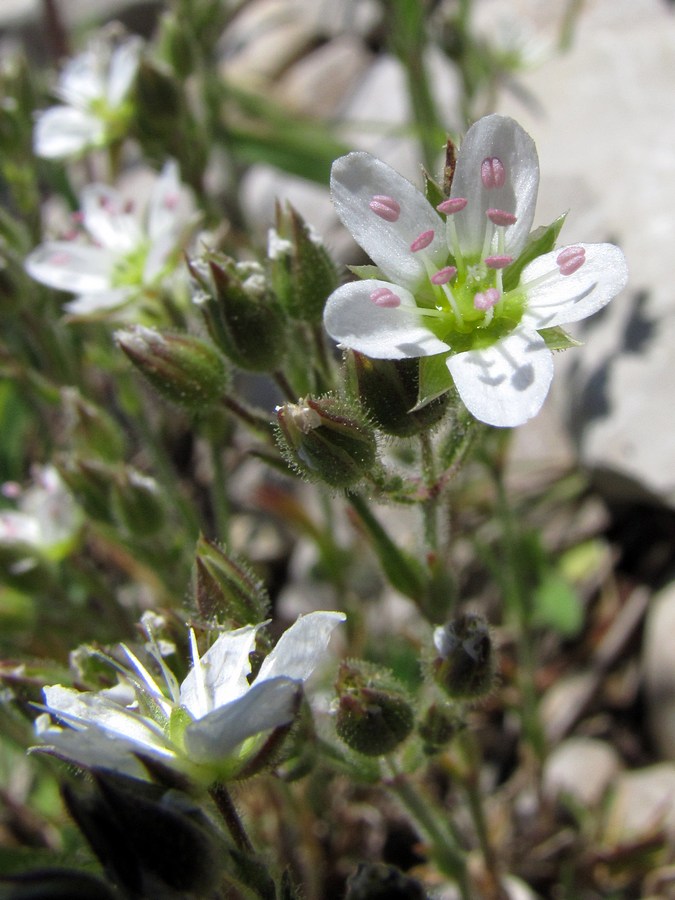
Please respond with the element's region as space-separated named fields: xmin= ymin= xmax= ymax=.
xmin=324 ymin=115 xmax=628 ymax=427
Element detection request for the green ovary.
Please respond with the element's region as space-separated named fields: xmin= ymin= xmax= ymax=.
xmin=417 ymin=256 xmax=526 ymax=353
xmin=112 ymin=244 xmax=150 ymax=289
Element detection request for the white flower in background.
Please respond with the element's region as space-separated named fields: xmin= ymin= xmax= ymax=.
xmin=34 ymin=34 xmax=143 ymax=159
xmin=324 ymin=115 xmax=628 ymax=427
xmin=0 ymin=466 xmax=82 ymax=566
xmin=25 ymin=161 xmax=195 ymax=319
xmin=34 ymin=611 xmax=346 ymax=782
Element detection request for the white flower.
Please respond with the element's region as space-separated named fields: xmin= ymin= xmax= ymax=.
xmin=25 ymin=161 xmax=195 ymax=319
xmin=34 ymin=611 xmax=346 ymax=781
xmin=324 ymin=115 xmax=628 ymax=427
xmin=34 ymin=34 xmax=143 ymax=159
xmin=0 ymin=465 xmax=82 ymax=565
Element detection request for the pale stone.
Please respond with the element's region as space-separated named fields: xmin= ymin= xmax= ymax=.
xmin=543 ymin=736 xmax=622 ymax=807
xmin=643 ymin=582 xmax=675 ymax=759
xmin=604 ymin=764 xmax=675 ymax=845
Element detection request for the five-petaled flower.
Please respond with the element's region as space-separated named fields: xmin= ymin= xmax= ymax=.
xmin=33 ymin=34 xmax=143 ymax=160
xmin=34 ymin=611 xmax=345 ymax=783
xmin=324 ymin=115 xmax=628 ymax=427
xmin=25 ymin=161 xmax=195 ymax=319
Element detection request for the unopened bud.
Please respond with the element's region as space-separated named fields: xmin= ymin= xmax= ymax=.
xmin=112 ymin=468 xmax=164 ymax=535
xmin=61 ymin=388 xmax=125 ymax=461
xmin=432 ymin=613 xmax=494 ymax=700
xmin=189 ymin=253 xmax=287 ymax=371
xmin=346 ymin=862 xmax=426 ymax=900
xmin=269 ymin=202 xmax=338 ymax=323
xmin=116 ymin=326 xmax=227 ymax=410
xmin=418 ymin=702 xmax=462 ymax=755
xmin=345 ymin=351 xmax=449 ymax=437
xmin=275 ymin=395 xmax=377 ymax=488
xmin=335 ymin=660 xmax=414 ymax=756
xmin=193 ymin=535 xmax=269 ymax=626
xmin=58 ymin=458 xmax=116 ymax=524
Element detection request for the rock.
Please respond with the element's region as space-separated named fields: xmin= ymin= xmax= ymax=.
xmin=543 ymin=736 xmax=622 ymax=807
xmin=492 ymin=0 xmax=675 ymax=506
xmin=643 ymin=582 xmax=675 ymax=758
xmin=604 ymin=764 xmax=675 ymax=845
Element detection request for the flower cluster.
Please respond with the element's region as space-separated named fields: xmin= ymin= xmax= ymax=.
xmin=34 ymin=611 xmax=345 ymax=783
xmin=324 ymin=115 xmax=628 ymax=427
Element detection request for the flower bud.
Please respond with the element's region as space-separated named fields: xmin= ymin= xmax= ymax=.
xmin=57 ymin=458 xmax=116 ymax=524
xmin=275 ymin=395 xmax=377 ymax=488
xmin=193 ymin=535 xmax=269 ymax=626
xmin=189 ymin=253 xmax=287 ymax=371
xmin=116 ymin=326 xmax=228 ymax=410
xmin=346 ymin=863 xmax=426 ymax=900
xmin=335 ymin=660 xmax=414 ymax=756
xmin=60 ymin=388 xmax=126 ymax=462
xmin=417 ymin=703 xmax=462 ymax=755
xmin=432 ymin=614 xmax=494 ymax=700
xmin=111 ymin=468 xmax=164 ymax=535
xmin=268 ymin=202 xmax=338 ymax=323
xmin=345 ymin=351 xmax=449 ymax=437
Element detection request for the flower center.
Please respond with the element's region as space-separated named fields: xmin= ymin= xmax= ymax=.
xmin=111 ymin=242 xmax=149 ymax=289
xmin=367 ymin=157 xmax=588 ymax=352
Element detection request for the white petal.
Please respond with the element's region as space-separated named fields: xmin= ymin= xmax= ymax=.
xmin=81 ymin=184 xmax=142 ymax=252
xmin=324 ymin=279 xmax=450 ymax=359
xmin=107 ymin=36 xmax=143 ymax=106
xmin=33 ymin=107 xmax=103 ymax=159
xmin=256 ymin=611 xmax=346 ymax=684
xmin=56 ymin=48 xmax=106 ymax=108
xmin=25 ymin=242 xmax=116 ymax=293
xmin=33 ymin=723 xmax=150 ymax=777
xmin=179 ymin=624 xmax=261 ymax=716
xmin=146 ymin=160 xmax=190 ymax=240
xmin=331 ymin=152 xmax=447 ymax=291
xmin=447 ymin=328 xmax=553 ymax=428
xmin=450 ymin=115 xmax=539 ymax=259
xmin=42 ymin=685 xmax=171 ymax=755
xmin=63 ymin=288 xmax=132 ymax=316
xmin=522 ymin=243 xmax=628 ymax=328
xmin=183 ymin=677 xmax=300 ymax=764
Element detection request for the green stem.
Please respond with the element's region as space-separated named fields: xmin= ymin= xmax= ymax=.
xmin=209 ymin=440 xmax=230 ymax=542
xmin=210 ymin=782 xmax=254 ymax=853
xmin=457 ymin=731 xmax=503 ymax=893
xmin=385 ymin=759 xmax=471 ymax=898
xmin=419 ymin=431 xmax=440 ymax=555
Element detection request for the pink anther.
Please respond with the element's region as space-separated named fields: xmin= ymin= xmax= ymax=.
xmin=481 ymin=157 xmax=506 ymax=189
xmin=484 ymin=255 xmax=513 ymax=269
xmin=487 ymin=208 xmax=517 ymax=227
xmin=556 ymin=245 xmax=586 ymax=276
xmin=410 ymin=229 xmax=435 ymax=252
xmin=431 ymin=266 xmax=458 ymax=285
xmin=49 ymin=252 xmax=72 ymax=266
xmin=370 ymin=287 xmax=401 ymax=308
xmin=474 ymin=288 xmax=501 ymax=311
xmin=436 ymin=197 xmax=467 ymax=215
xmin=369 ymin=194 xmax=401 ymax=222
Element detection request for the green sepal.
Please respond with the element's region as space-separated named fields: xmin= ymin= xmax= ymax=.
xmin=415 ymin=353 xmax=453 ymax=410
xmin=422 ymin=170 xmax=445 ymax=209
xmin=347 ymin=264 xmax=384 ymax=281
xmin=539 ymin=325 xmax=583 ymax=351
xmin=168 ymin=705 xmax=193 ymax=751
xmin=502 ymin=213 xmax=567 ymax=292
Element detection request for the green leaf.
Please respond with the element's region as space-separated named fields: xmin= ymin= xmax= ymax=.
xmin=539 ymin=326 xmax=583 ymax=351
xmin=503 ymin=214 xmax=567 ymax=292
xmin=415 ymin=354 xmax=453 ymax=410
xmin=532 ymin=572 xmax=583 ymax=637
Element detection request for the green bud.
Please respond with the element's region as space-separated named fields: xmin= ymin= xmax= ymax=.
xmin=60 ymin=388 xmax=126 ymax=461
xmin=417 ymin=702 xmax=462 ymax=755
xmin=335 ymin=660 xmax=414 ymax=756
xmin=193 ymin=535 xmax=270 ymax=626
xmin=116 ymin=325 xmax=228 ymax=410
xmin=156 ymin=11 xmax=197 ymax=79
xmin=432 ymin=613 xmax=494 ymax=700
xmin=111 ymin=468 xmax=164 ymax=535
xmin=275 ymin=395 xmax=377 ymax=488
xmin=269 ymin=201 xmax=338 ymax=323
xmin=346 ymin=350 xmax=449 ymax=437
xmin=346 ymin=862 xmax=427 ymax=900
xmin=58 ymin=458 xmax=115 ymax=524
xmin=189 ymin=253 xmax=287 ymax=371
